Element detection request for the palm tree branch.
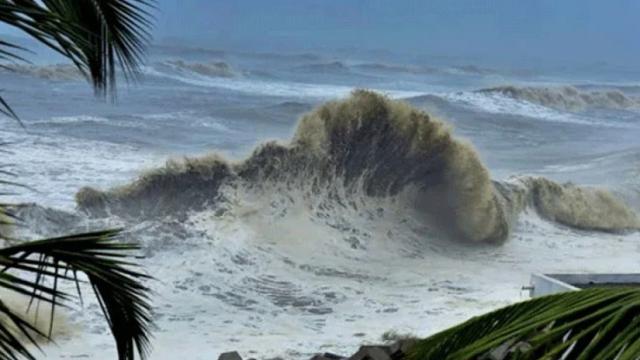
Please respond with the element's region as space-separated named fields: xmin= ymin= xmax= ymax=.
xmin=0 ymin=0 xmax=154 ymax=102
xmin=409 ymin=288 xmax=640 ymax=360
xmin=0 ymin=299 xmax=49 ymax=360
xmin=0 ymin=94 xmax=20 ymax=125
xmin=0 ymin=229 xmax=153 ymax=360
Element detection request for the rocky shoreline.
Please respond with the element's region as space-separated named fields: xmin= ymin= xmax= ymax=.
xmin=217 ymin=339 xmax=416 ymax=360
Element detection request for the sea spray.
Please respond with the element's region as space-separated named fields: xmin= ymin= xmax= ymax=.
xmin=77 ymin=90 xmax=640 ymax=243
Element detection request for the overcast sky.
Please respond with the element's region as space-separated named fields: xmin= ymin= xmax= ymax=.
xmin=2 ymin=1 xmax=639 ymax=68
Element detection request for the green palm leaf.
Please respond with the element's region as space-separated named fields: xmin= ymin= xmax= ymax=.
xmin=409 ymin=287 xmax=640 ymax=360
xmin=0 ymin=229 xmax=153 ymax=360
xmin=0 ymin=0 xmax=154 ymax=120
xmin=0 ymin=92 xmax=20 ymax=125
xmin=0 ymin=1 xmax=155 ymax=359
xmin=0 ymin=0 xmax=154 ymax=95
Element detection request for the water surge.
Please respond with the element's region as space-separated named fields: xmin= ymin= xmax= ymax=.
xmin=77 ymin=91 xmax=640 ymax=243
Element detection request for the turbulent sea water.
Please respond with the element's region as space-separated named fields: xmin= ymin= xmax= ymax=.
xmin=2 ymin=47 xmax=640 ymax=359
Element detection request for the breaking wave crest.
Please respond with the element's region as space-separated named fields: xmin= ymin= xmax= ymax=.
xmin=477 ymin=85 xmax=640 ymax=111
xmin=76 ymin=91 xmax=640 ymax=244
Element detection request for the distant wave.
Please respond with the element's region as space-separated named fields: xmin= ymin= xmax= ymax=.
xmin=294 ymin=61 xmax=445 ymax=76
xmin=477 ymin=85 xmax=640 ymax=111
xmin=157 ymin=60 xmax=236 ymax=78
xmin=143 ymin=64 xmax=421 ymax=99
xmin=303 ymin=62 xmax=494 ymax=77
xmin=0 ymin=63 xmax=83 ymax=81
xmin=0 ymin=60 xmax=237 ymax=82
xmin=409 ymin=91 xmax=620 ymax=128
xmin=77 ymin=91 xmax=640 ymax=245
xmin=265 ymin=101 xmax=313 ymax=114
xmin=575 ymin=83 xmax=640 ymax=95
xmin=142 ymin=65 xmax=353 ymax=97
xmin=353 ymin=63 xmax=439 ymax=75
xmin=449 ymin=65 xmax=495 ymax=75
xmin=150 ymin=44 xmax=226 ymax=58
xmin=240 ymin=51 xmax=321 ymax=62
xmin=293 ymin=61 xmax=350 ymax=73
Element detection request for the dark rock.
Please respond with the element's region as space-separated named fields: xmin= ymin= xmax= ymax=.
xmin=311 ymin=353 xmax=347 ymax=360
xmin=324 ymin=353 xmax=347 ymax=360
xmin=218 ymin=351 xmax=242 ymax=360
xmin=389 ymin=339 xmax=417 ymax=359
xmin=349 ymin=345 xmax=392 ymax=360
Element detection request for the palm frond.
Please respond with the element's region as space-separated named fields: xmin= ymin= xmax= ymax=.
xmin=0 ymin=0 xmax=155 ymax=98
xmin=0 ymin=93 xmax=20 ymax=125
xmin=0 ymin=229 xmax=153 ymax=360
xmin=0 ymin=39 xmax=29 ymax=64
xmin=0 ymin=299 xmax=47 ymax=360
xmin=409 ymin=287 xmax=640 ymax=360
xmin=0 ymin=3 xmax=155 ymax=359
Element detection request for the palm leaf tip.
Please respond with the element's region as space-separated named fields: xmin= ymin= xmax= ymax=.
xmin=0 ymin=229 xmax=153 ymax=360
xmin=0 ymin=0 xmax=156 ymax=99
xmin=0 ymin=94 xmax=21 ymax=126
xmin=409 ymin=287 xmax=640 ymax=360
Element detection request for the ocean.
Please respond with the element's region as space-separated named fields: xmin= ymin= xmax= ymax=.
xmin=1 ymin=45 xmax=640 ymax=359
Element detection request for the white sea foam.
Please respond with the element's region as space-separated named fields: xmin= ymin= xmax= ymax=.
xmin=0 ymin=126 xmax=162 ymax=211
xmin=29 ymin=196 xmax=640 ymax=360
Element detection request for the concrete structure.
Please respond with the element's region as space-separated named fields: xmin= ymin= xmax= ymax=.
xmin=528 ymin=273 xmax=640 ymax=297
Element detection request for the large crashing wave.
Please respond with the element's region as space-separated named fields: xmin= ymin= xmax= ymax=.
xmin=478 ymin=85 xmax=640 ymax=111
xmin=76 ymin=90 xmax=640 ymax=243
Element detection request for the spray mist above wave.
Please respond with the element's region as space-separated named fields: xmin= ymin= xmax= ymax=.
xmin=76 ymin=91 xmax=640 ymax=244
xmin=477 ymin=85 xmax=640 ymax=112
